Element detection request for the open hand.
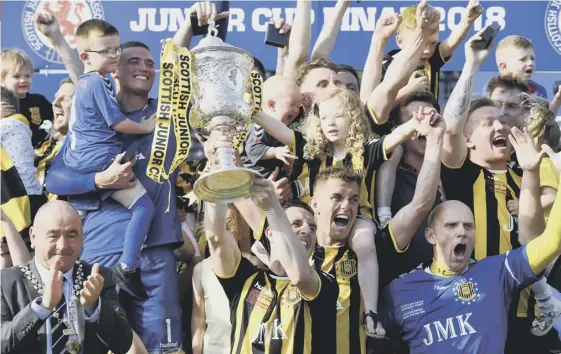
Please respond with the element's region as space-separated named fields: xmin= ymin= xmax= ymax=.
xmin=274 ymin=146 xmax=297 ymax=165
xmin=250 ymin=177 xmax=278 ymax=212
xmin=542 ymin=144 xmax=561 ymax=173
xmin=190 ymin=1 xmax=229 ymax=26
xmin=80 ymin=263 xmax=104 ymax=314
xmin=508 ymin=127 xmax=546 ymax=171
xmin=465 ymin=26 xmax=494 ymax=68
xmin=41 ymin=260 xmax=64 ymax=310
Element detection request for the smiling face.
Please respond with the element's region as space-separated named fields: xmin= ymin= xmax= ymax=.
xmin=30 ymin=201 xmax=83 ymax=273
xmin=118 ymin=46 xmax=155 ymax=96
xmin=426 ymin=201 xmax=475 ymax=273
xmin=318 ymin=96 xmax=350 ymax=144
xmin=465 ymin=105 xmax=511 ymax=169
xmin=52 ymin=82 xmax=75 ymax=135
xmin=312 ymin=178 xmax=360 ymax=244
xmin=3 ymin=67 xmax=32 ymax=99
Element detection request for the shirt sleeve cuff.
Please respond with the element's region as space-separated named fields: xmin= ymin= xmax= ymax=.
xmin=31 ymin=297 xmax=53 ymax=320
xmin=86 ymin=173 xmax=98 ymax=192
xmin=84 ymin=299 xmax=102 ymax=323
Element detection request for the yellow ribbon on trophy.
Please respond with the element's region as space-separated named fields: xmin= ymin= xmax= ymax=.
xmin=168 ymin=47 xmax=193 ymax=180
xmin=232 ymin=70 xmax=264 ymax=151
xmin=146 ymin=40 xmax=193 ymax=211
xmin=147 ymin=40 xmax=177 ymax=183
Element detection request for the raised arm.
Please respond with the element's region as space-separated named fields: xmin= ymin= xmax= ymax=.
xmin=389 ymin=108 xmax=445 ymax=250
xmin=360 ymin=13 xmax=401 ymax=103
xmin=525 ymin=146 xmax=561 ymax=275
xmin=442 ymin=27 xmax=493 ymax=167
xmin=365 ymin=2 xmax=436 ymax=124
xmin=510 ymin=128 xmax=547 ymax=243
xmin=173 ymin=2 xmax=230 ymax=49
xmin=439 ymin=0 xmax=483 ymax=59
xmin=310 ymin=0 xmax=351 ymax=61
xmin=35 ymin=12 xmax=83 ymax=84
xmin=251 ymin=178 xmax=319 ymax=298
xmin=253 ymin=111 xmax=295 ymax=147
xmin=206 ymin=202 xmax=240 ymax=277
xmin=0 ymin=211 xmax=31 ymax=267
xmin=283 ymin=0 xmax=312 ymax=79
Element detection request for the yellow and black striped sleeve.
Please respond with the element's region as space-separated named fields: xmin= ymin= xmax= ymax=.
xmin=1 ymin=147 xmax=31 ymax=236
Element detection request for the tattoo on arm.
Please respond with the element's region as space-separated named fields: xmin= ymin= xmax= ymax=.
xmin=444 ymin=73 xmax=474 ymax=125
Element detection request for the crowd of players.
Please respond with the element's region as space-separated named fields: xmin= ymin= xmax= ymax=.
xmin=1 ymin=0 xmax=561 ymax=353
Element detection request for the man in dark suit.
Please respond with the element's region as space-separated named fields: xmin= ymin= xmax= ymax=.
xmin=1 ymin=200 xmax=133 ymax=354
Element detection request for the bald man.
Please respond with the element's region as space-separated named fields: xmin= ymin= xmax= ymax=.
xmin=0 ymin=200 xmax=133 ymax=354
xmin=241 ymin=75 xmax=302 ymax=179
xmin=378 ymin=191 xmax=561 ymax=353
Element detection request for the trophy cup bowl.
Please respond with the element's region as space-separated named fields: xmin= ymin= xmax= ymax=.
xmin=189 ymin=24 xmax=260 ymax=203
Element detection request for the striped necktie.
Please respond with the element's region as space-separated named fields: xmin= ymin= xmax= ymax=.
xmin=50 ymin=294 xmax=68 ymax=353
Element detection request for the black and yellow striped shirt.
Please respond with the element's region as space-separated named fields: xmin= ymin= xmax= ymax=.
xmin=218 ymin=257 xmax=338 ymax=354
xmin=1 ymin=147 xmax=31 ymax=239
xmin=441 ymin=157 xmax=535 ymax=318
xmin=290 ymin=132 xmax=390 ymax=221
xmin=34 ymin=137 xmax=63 ymax=200
xmin=313 ymin=246 xmax=365 ymax=354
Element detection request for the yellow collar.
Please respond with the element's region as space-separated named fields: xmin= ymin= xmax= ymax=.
xmin=430 ymin=260 xmax=466 ymax=277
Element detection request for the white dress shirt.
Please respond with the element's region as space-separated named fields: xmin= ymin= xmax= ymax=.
xmin=30 ymin=259 xmax=101 ymax=354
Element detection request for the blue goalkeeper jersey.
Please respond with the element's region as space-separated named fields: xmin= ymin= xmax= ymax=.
xmin=380 ymin=246 xmax=539 ymax=354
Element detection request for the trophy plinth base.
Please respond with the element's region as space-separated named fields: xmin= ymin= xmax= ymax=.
xmin=193 ymin=167 xmax=260 ymax=203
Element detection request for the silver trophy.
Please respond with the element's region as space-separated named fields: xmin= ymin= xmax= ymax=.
xmin=189 ymin=21 xmax=259 ymax=202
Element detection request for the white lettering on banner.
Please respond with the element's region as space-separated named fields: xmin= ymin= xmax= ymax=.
xmin=128 ymin=6 xmax=505 ymax=34
xmin=546 ymin=0 xmax=561 ymax=55
xmin=229 ymin=8 xmax=246 ymax=32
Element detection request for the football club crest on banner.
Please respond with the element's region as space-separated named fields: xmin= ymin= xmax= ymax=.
xmin=453 ymin=278 xmax=480 ymax=304
xmin=336 ymin=257 xmax=358 ymax=279
xmin=546 ymin=0 xmax=561 ymax=56
xmin=22 ymin=0 xmax=105 ymax=63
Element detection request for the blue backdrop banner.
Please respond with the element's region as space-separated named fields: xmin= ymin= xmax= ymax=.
xmin=3 ymin=0 xmax=561 ymax=72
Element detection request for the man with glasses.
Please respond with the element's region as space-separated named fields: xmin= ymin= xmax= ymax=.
xmin=61 ymin=18 xmax=157 ymax=302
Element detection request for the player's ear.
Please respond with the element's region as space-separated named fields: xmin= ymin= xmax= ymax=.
xmin=465 ymin=133 xmax=476 ymax=149
xmin=498 ymin=62 xmax=507 ymax=73
xmin=265 ymin=227 xmax=273 ymax=240
xmin=425 ymin=228 xmax=436 ymax=245
xmin=79 ymin=51 xmax=89 ymax=63
xmin=310 ymin=197 xmax=319 ymax=214
xmin=396 ymin=35 xmax=403 ymax=48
